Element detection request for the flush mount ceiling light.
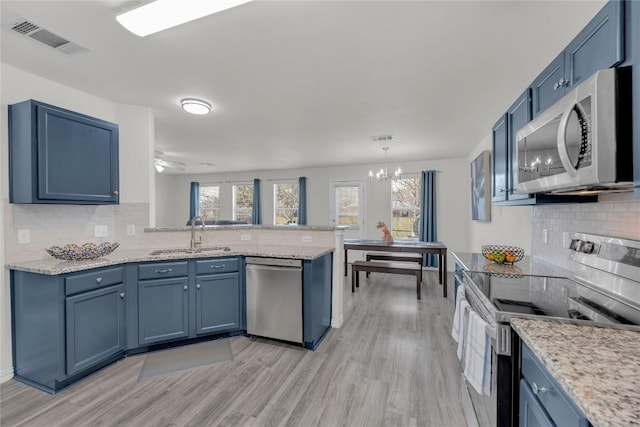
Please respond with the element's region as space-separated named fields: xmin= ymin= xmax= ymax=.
xmin=369 ymin=146 xmax=402 ymax=182
xmin=180 ymin=98 xmax=211 ymax=115
xmin=116 ymin=0 xmax=254 ymax=37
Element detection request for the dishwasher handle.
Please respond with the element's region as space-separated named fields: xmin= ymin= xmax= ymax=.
xmin=246 ymin=263 xmax=302 ymax=273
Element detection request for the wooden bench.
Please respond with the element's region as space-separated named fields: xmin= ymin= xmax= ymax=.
xmin=365 ymin=252 xmax=423 ymax=277
xmin=351 ymin=261 xmax=423 ymax=300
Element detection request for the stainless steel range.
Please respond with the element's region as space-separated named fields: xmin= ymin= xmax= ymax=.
xmin=458 ymin=233 xmax=640 ymax=427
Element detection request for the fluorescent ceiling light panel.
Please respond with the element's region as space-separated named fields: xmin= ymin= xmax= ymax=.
xmin=117 ymin=0 xmax=253 ymax=37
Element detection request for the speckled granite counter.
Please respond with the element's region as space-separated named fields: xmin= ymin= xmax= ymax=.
xmin=6 ymin=244 xmax=334 ymax=275
xmin=145 ymin=225 xmax=347 ymax=232
xmin=511 ymin=318 xmax=640 ymax=427
xmin=452 ymin=251 xmax=573 ymax=278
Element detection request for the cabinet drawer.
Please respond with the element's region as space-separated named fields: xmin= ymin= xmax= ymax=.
xmin=138 ymin=261 xmax=188 ymax=280
xmin=65 ymin=266 xmax=124 ymax=295
xmin=521 ymin=344 xmax=589 ymax=427
xmin=195 ymin=258 xmax=239 ymax=275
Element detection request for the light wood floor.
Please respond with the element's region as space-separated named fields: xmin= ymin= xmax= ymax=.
xmin=1 ymin=271 xmax=466 ymax=427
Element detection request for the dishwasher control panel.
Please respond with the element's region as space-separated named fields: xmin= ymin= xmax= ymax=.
xmin=245 ymin=257 xmax=302 ymax=268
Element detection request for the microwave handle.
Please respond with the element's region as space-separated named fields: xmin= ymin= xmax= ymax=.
xmin=556 ymin=101 xmax=587 ymax=178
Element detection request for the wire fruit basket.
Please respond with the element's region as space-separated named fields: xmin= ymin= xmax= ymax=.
xmin=481 ymin=245 xmax=524 ymax=264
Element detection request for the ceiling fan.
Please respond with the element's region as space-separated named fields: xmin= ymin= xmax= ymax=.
xmin=154 ymin=151 xmax=185 ymax=173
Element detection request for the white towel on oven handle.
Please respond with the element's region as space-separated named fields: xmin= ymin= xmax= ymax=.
xmin=451 ymin=285 xmax=466 ymax=342
xmin=463 ymin=311 xmax=492 ymax=396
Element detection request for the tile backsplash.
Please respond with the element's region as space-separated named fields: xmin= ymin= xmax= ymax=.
xmin=531 ymin=192 xmax=640 ymax=270
xmin=4 ymin=201 xmax=150 ymax=263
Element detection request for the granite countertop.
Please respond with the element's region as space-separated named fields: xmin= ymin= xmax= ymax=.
xmin=452 ymin=251 xmax=572 ymax=278
xmin=511 ymin=318 xmax=640 ymax=427
xmin=6 ymin=244 xmax=334 ymax=275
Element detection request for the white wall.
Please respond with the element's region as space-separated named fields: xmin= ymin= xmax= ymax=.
xmin=0 ymin=63 xmax=154 ymax=382
xmin=156 ymin=157 xmax=469 ymax=267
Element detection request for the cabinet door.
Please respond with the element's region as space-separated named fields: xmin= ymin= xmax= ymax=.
xmin=565 ymin=0 xmax=623 ymax=88
xmin=492 ymin=114 xmax=508 ymax=202
xmin=531 ymin=53 xmax=565 ymax=118
xmin=195 ymin=273 xmax=240 ymax=335
xmin=66 ymin=284 xmax=125 ymax=376
xmin=507 ymin=90 xmax=533 ymax=201
xmin=519 ymin=380 xmax=554 ymax=427
xmin=36 ymin=104 xmax=119 ymax=203
xmin=138 ymin=277 xmax=189 ymax=345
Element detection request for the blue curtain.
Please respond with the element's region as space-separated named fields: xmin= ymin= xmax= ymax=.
xmin=189 ymin=181 xmax=200 ymax=219
xmin=298 ymin=177 xmax=307 ymax=225
xmin=252 ymin=178 xmax=262 ymax=224
xmin=419 ymin=171 xmax=438 ymax=267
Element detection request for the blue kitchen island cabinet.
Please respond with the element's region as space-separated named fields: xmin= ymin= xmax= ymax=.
xmin=531 ymin=0 xmax=624 ymax=118
xmin=136 ymin=258 xmax=243 ymax=348
xmin=303 ymin=253 xmax=333 ymax=350
xmin=11 ymin=266 xmax=126 ymax=393
xmin=8 ymin=99 xmax=119 ymax=204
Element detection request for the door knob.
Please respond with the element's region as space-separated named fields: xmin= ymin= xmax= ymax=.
xmin=119 ymin=292 xmax=125 ymax=298
xmin=183 ymin=285 xmax=188 ymax=291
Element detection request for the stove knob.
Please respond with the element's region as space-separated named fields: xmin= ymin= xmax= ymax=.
xmin=569 ymin=239 xmax=581 ymax=251
xmin=582 ymin=241 xmax=594 ymax=254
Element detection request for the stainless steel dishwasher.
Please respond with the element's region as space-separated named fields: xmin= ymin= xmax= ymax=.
xmin=246 ymin=257 xmax=303 ymax=344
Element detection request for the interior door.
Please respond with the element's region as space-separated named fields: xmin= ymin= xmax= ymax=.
xmin=330 ymin=181 xmax=364 ymax=263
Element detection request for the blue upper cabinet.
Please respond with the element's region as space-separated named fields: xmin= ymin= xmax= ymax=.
xmin=531 ymin=0 xmax=624 ymax=118
xmin=492 ymin=114 xmax=508 ymax=203
xmin=8 ymin=99 xmax=119 ymax=204
xmin=507 ymin=90 xmax=533 ymax=201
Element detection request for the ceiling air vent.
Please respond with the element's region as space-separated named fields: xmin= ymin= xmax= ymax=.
xmin=9 ymin=18 xmax=88 ymax=55
xmin=370 ymin=135 xmax=394 ymax=143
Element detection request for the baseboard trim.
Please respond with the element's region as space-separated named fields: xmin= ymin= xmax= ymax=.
xmin=0 ymin=367 xmax=14 ymax=383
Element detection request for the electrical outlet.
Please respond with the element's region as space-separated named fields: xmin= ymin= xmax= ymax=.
xmin=126 ymin=224 xmax=136 ymax=236
xmin=17 ymin=229 xmax=30 ymax=244
xmin=562 ymin=232 xmax=570 ymax=248
xmin=94 ymin=225 xmax=108 ymax=238
xmin=543 ymin=229 xmax=548 ymax=244
xmin=240 ymin=234 xmax=251 ymax=241
xmin=302 ymin=235 xmax=312 ymax=243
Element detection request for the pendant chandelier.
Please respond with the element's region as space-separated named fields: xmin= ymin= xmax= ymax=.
xmin=369 ymin=146 xmax=402 ymax=182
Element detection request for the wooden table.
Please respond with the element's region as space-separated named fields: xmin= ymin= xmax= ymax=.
xmin=343 ymin=239 xmax=448 ymax=297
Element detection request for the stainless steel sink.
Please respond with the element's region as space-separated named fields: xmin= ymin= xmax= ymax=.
xmin=149 ymin=246 xmax=231 ymax=256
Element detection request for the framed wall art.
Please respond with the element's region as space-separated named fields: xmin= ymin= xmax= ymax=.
xmin=471 ymin=150 xmax=491 ymax=221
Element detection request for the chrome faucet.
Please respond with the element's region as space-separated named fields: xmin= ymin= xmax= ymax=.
xmin=190 ymin=216 xmax=205 ymax=249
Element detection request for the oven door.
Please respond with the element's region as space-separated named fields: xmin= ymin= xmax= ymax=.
xmin=462 ymin=274 xmax=517 ymax=427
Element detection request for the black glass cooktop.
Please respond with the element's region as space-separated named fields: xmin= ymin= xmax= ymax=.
xmin=465 ymin=271 xmax=640 ymax=325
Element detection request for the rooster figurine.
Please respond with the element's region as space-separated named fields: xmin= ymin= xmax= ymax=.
xmin=376 ymin=221 xmax=394 ymax=243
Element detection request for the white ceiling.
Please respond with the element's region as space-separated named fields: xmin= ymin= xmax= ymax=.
xmin=1 ymin=0 xmax=606 ymax=174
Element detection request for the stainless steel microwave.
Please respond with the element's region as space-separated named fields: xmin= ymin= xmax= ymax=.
xmin=515 ymin=67 xmax=632 ymax=195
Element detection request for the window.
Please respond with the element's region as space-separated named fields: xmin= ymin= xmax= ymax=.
xmin=233 ymin=184 xmax=253 ymax=223
xmin=199 ymin=185 xmax=220 ymax=220
xmin=274 ymin=182 xmax=299 ymax=225
xmin=335 ymin=185 xmax=360 ymax=229
xmin=391 ymin=177 xmax=421 ymax=239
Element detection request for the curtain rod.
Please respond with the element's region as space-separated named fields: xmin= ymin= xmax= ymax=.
xmin=266 ymin=178 xmax=299 ymax=182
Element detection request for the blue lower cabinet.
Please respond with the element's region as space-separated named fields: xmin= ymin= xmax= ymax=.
xmin=138 ymin=277 xmax=190 ymax=345
xmin=303 ymin=253 xmax=333 ymax=349
xmin=11 ymin=267 xmax=126 ymax=393
xmin=520 ymin=343 xmax=590 ymax=427
xmin=195 ymin=272 xmax=240 ymax=335
xmin=66 ymin=284 xmax=125 ymax=376
xmin=520 ymin=380 xmax=554 ymax=427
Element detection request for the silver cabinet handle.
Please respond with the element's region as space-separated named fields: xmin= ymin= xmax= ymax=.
xmin=211 ymin=265 xmax=225 ymax=269
xmin=183 ymin=285 xmax=188 ymax=290
xmin=96 ymin=277 xmax=103 ymax=284
xmin=196 ymin=284 xmax=201 ymax=289
xmin=119 ymin=292 xmax=125 ymax=298
xmin=532 ymin=382 xmax=549 ymax=395
xmin=113 ymin=190 xmax=119 ymax=195
xmin=156 ymin=268 xmax=173 ymax=274
xmin=553 ymin=82 xmax=560 ymax=90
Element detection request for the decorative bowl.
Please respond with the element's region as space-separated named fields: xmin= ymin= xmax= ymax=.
xmin=46 ymin=242 xmax=120 ymax=261
xmin=481 ymin=245 xmax=524 ymax=264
